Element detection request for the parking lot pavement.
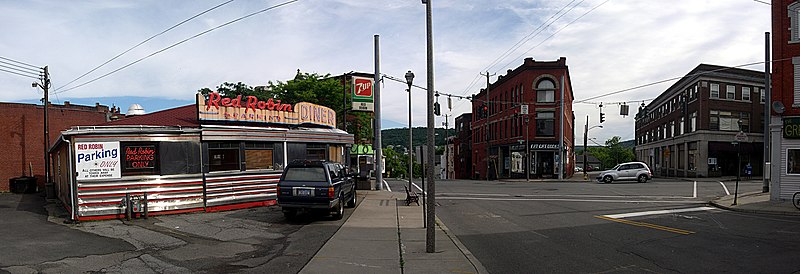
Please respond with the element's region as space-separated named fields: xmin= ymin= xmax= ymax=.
xmin=1 ymin=192 xmax=351 ymax=273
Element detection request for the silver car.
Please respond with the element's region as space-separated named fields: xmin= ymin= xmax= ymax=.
xmin=596 ymin=162 xmax=652 ymax=183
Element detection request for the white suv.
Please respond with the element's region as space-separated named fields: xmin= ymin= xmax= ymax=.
xmin=596 ymin=162 xmax=652 ymax=183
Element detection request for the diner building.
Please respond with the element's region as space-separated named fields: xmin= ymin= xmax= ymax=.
xmin=50 ymin=92 xmax=353 ymax=221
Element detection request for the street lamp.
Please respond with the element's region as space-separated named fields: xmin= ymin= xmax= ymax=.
xmin=405 ymin=70 xmax=414 ymax=192
xmin=583 ymin=115 xmax=603 ymax=180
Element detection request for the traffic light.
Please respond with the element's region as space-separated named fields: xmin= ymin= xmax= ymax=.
xmin=600 ymin=112 xmax=605 ymax=123
xmin=434 ymin=102 xmax=441 ymax=116
xmin=483 ymin=105 xmax=488 ymax=118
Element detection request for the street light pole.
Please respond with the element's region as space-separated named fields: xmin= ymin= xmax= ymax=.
xmin=734 ymin=119 xmax=743 ymax=205
xmin=422 ymin=0 xmax=436 ymax=253
xmin=405 ymin=70 xmax=414 ymax=192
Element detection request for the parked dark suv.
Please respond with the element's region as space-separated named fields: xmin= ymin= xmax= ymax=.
xmin=277 ymin=160 xmax=356 ymax=220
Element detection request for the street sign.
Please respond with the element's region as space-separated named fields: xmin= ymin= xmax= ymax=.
xmin=735 ymin=131 xmax=748 ymax=142
xmin=521 ymin=104 xmax=529 ymax=115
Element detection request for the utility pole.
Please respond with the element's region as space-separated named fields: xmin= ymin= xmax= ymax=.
xmin=481 ymin=71 xmax=495 ymax=181
xmin=763 ymin=32 xmax=771 ymax=193
xmin=583 ymin=116 xmax=588 ymax=180
xmin=443 ymin=114 xmax=449 ymax=179
xmin=423 ymin=0 xmax=436 ymax=253
xmin=37 ymin=66 xmax=53 ymax=199
xmin=373 ymin=35 xmax=383 ymax=191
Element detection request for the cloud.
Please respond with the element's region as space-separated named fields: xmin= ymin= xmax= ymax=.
xmin=0 ymin=0 xmax=771 ymax=143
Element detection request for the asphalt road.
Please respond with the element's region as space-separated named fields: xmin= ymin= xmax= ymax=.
xmin=0 ymin=192 xmax=359 ymax=273
xmin=385 ymin=177 xmax=800 ymax=273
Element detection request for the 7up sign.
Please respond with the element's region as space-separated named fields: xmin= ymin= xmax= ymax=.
xmin=352 ymin=76 xmax=374 ymax=112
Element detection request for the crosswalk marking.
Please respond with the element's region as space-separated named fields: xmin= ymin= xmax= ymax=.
xmin=601 ymin=206 xmax=717 ymax=219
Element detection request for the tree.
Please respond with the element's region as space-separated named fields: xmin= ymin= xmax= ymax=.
xmin=587 ymin=136 xmax=635 ymax=169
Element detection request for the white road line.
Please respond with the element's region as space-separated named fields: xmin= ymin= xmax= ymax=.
xmin=440 ymin=192 xmax=694 ymax=199
xmin=693 ymin=181 xmax=697 ymax=198
xmin=438 ymin=196 xmax=705 ymax=204
xmin=412 ymin=182 xmax=427 ymax=195
xmin=602 ymin=206 xmax=717 ymax=219
xmin=382 ymin=179 xmax=391 ymax=192
xmin=718 ymin=181 xmax=731 ymax=195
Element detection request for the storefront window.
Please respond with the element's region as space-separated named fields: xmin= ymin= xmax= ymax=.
xmin=209 ymin=142 xmax=240 ymax=172
xmin=121 ymin=142 xmax=160 ymax=176
xmin=160 ymin=142 xmax=201 ymax=175
xmin=308 ymin=144 xmax=326 ymax=161
xmin=788 ymin=149 xmax=800 ymax=174
xmin=244 ymin=142 xmax=274 ymax=170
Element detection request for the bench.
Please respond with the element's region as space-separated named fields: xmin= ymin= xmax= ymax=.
xmin=404 ymin=186 xmax=420 ymax=206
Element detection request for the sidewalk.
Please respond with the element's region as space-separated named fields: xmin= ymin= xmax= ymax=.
xmin=710 ymin=191 xmax=800 ymax=216
xmin=300 ymin=190 xmax=486 ymax=274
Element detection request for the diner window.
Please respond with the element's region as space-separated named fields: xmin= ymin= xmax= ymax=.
xmin=726 ymin=85 xmax=735 ymax=100
xmin=788 ymin=149 xmax=800 ymax=174
xmin=308 ymin=143 xmax=326 ymax=161
xmin=160 ymin=142 xmax=201 ymax=175
xmin=711 ymin=83 xmax=720 ymax=99
xmin=121 ymin=142 xmax=160 ymax=176
xmin=742 ymin=87 xmax=751 ymax=101
xmin=536 ymin=79 xmax=556 ymax=103
xmin=208 ymin=142 xmax=241 ymax=172
xmin=536 ymin=111 xmax=555 ymax=136
xmin=244 ymin=142 xmax=274 ymax=170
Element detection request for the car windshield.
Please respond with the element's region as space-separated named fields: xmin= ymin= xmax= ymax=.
xmin=283 ymin=167 xmax=327 ymax=182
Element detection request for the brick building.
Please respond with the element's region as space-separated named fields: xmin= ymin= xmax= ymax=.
xmin=471 ymin=57 xmax=575 ymax=180
xmin=770 ymin=1 xmax=800 ymax=200
xmin=634 ymin=64 xmax=766 ymax=178
xmin=0 ymin=101 xmax=119 ymax=192
xmin=452 ymin=113 xmax=473 ymax=179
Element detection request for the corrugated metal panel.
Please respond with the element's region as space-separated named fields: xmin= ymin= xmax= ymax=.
xmin=76 ymin=174 xmax=204 ymax=217
xmin=204 ymin=171 xmax=280 ymax=207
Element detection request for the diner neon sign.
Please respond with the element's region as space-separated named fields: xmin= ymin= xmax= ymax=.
xmin=197 ymin=92 xmax=336 ymax=128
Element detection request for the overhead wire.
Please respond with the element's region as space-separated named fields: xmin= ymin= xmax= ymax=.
xmin=0 ymin=56 xmax=40 ymax=69
xmin=54 ymin=0 xmax=236 ymax=92
xmin=456 ymin=0 xmax=580 ymax=99
xmin=55 ymin=0 xmax=300 ymax=95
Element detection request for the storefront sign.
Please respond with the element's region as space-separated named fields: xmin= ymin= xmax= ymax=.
xmin=529 ymin=143 xmax=559 ymax=150
xmin=351 ymin=76 xmax=374 ymax=112
xmin=783 ymin=117 xmax=800 ymax=139
xmin=75 ymin=142 xmax=121 ymax=180
xmin=198 ymin=92 xmax=336 ymax=128
xmin=124 ymin=145 xmax=157 ymax=170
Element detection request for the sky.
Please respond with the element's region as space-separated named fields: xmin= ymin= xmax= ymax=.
xmin=0 ymin=0 xmax=771 ymax=144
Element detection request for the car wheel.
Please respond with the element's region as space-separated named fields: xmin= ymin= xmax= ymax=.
xmin=283 ymin=209 xmax=296 ymax=220
xmin=603 ymin=176 xmax=613 ymax=184
xmin=332 ymin=197 xmax=344 ymax=220
xmin=638 ymin=175 xmax=648 ymax=183
xmin=346 ymin=189 xmax=356 ymax=208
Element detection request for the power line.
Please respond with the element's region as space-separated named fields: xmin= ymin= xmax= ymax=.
xmin=0 ymin=56 xmax=40 ymax=69
xmin=54 ymin=0 xmax=236 ymax=92
xmin=0 ymin=67 xmax=40 ymax=79
xmin=574 ymin=60 xmax=773 ymax=103
xmin=0 ymin=60 xmax=42 ymax=75
xmin=455 ymin=0 xmax=581 ymax=103
xmin=0 ymin=63 xmax=41 ymax=78
xmin=494 ymin=0 xmax=610 ymax=74
xmin=55 ymin=0 xmax=300 ymax=95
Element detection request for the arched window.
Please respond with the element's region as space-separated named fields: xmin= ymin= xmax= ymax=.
xmin=536 ymin=79 xmax=556 ymax=103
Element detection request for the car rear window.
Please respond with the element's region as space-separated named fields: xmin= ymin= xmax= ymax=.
xmin=283 ymin=167 xmax=328 ymax=182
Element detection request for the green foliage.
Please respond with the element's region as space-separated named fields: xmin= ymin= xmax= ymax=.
xmin=381 ymin=127 xmax=454 ymax=150
xmin=383 ymin=147 xmax=407 ymax=178
xmin=587 ymin=136 xmax=635 ymax=169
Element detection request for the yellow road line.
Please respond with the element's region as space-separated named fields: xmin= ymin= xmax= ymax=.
xmin=594 ymin=215 xmax=695 ymax=235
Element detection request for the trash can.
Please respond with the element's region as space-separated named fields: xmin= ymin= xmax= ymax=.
xmin=9 ymin=176 xmax=37 ymax=194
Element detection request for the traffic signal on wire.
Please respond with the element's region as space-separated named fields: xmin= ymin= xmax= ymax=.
xmin=600 ymin=112 xmax=605 ymax=123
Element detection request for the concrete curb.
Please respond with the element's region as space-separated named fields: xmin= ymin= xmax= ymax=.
xmin=435 ymin=216 xmax=489 ymax=274
xmin=707 ymin=200 xmax=800 ymax=216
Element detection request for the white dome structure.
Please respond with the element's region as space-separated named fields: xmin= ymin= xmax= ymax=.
xmin=126 ymin=104 xmax=146 ymax=116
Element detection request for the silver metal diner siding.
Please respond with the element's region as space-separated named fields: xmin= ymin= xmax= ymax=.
xmin=51 ymin=125 xmax=354 ymax=220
